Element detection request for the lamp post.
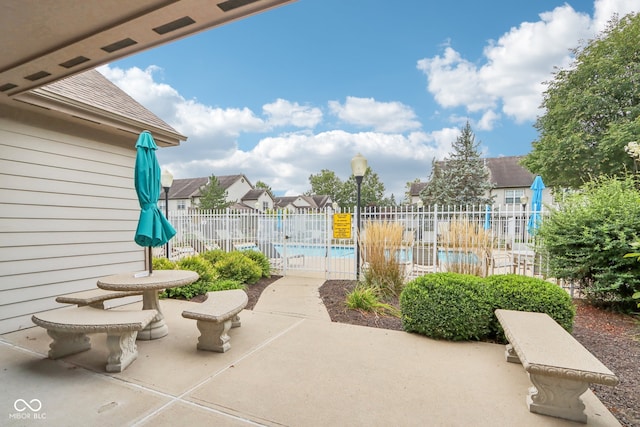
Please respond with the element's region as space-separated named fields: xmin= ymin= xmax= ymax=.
xmin=161 ymin=169 xmax=174 ymax=259
xmin=351 ymin=153 xmax=367 ymax=281
xmin=520 ymin=194 xmax=529 ymax=243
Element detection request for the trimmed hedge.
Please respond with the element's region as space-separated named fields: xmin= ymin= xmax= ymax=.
xmin=400 ymin=273 xmax=493 ymax=341
xmin=400 ymin=273 xmax=575 ymax=342
xmin=484 ymin=275 xmax=575 ymax=335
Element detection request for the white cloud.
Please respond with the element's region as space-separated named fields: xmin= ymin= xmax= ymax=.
xmin=328 ymin=96 xmax=422 ymax=133
xmin=262 ymin=98 xmax=323 ymax=128
xmin=417 ymin=0 xmax=639 ymax=124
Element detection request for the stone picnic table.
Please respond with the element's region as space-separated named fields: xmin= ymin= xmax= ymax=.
xmin=97 ymin=270 xmax=199 ymax=340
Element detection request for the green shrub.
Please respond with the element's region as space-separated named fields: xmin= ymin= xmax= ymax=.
xmin=400 ymin=273 xmax=493 ymax=341
xmin=537 ymin=175 xmax=640 ymax=309
xmin=240 ymin=249 xmax=271 ymax=278
xmin=176 ymin=255 xmax=217 ymax=283
xmin=484 ymin=275 xmax=576 ymax=337
xmin=152 ymin=257 xmax=175 ymax=270
xmin=214 ymin=251 xmax=262 ymax=284
xmin=400 ymin=273 xmax=577 ymax=343
xmin=207 ymin=279 xmax=245 ymax=292
xmin=346 ymin=285 xmax=400 ymax=317
xmin=201 ymin=249 xmax=227 ymax=267
xmin=162 ymin=255 xmax=217 ymax=299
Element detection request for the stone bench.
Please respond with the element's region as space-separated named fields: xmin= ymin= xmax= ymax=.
xmin=495 ymin=309 xmax=619 ymax=423
xmin=56 ymin=289 xmax=144 ymax=309
xmin=181 ymin=289 xmax=248 ymax=353
xmin=32 ymin=307 xmax=158 ymax=372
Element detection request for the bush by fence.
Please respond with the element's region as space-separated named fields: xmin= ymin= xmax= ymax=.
xmin=400 ymin=273 xmax=575 ymax=342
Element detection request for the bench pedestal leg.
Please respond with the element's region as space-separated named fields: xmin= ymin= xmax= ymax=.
xmin=138 ymin=290 xmax=168 ymax=340
xmin=46 ymin=330 xmax=91 ymax=359
xmin=527 ymin=373 xmax=588 ymax=423
xmin=231 ymin=314 xmax=241 ymax=328
xmin=196 ymin=319 xmax=231 ymax=352
xmin=106 ymin=332 xmax=139 ymax=372
xmin=504 ymin=344 xmax=520 ymax=363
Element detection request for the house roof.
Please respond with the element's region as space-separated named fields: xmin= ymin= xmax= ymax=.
xmin=12 ymin=69 xmax=185 ymax=147
xmin=168 ymin=177 xmax=209 ymax=199
xmin=411 ymin=156 xmax=537 ymax=196
xmin=274 ymin=195 xmax=331 ymax=209
xmin=484 ymin=156 xmax=535 ymax=188
xmin=217 ymin=174 xmax=252 ymax=190
xmin=242 ymin=189 xmax=266 ymax=201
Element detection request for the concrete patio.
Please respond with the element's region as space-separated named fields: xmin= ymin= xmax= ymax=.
xmin=1 ymin=276 xmax=620 ymax=426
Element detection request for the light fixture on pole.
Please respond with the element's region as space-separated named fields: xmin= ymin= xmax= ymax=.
xmin=520 ymin=194 xmax=529 ymax=243
xmin=160 ymin=169 xmax=174 ymax=259
xmin=351 ymin=153 xmax=367 ymax=281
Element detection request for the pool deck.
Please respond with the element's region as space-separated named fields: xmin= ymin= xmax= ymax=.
xmin=1 ymin=275 xmax=620 ymax=426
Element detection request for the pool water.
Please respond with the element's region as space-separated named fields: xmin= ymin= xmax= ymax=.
xmin=273 ymin=244 xmax=413 ymax=262
xmin=273 ymin=244 xmax=355 ymax=258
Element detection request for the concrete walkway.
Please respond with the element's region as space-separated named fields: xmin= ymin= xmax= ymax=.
xmin=1 ymin=276 xmax=620 ymax=426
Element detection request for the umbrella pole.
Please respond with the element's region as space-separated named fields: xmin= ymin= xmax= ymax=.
xmin=148 ymin=247 xmax=153 ymax=275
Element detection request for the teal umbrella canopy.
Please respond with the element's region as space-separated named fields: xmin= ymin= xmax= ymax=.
xmin=134 ymin=131 xmax=176 ymax=249
xmin=527 ymin=175 xmax=545 ymax=234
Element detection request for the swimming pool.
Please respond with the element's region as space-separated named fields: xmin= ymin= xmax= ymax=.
xmin=273 ymin=244 xmax=355 ymax=258
xmin=272 ymin=244 xmax=413 ymax=262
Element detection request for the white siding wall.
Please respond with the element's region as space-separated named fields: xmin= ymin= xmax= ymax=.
xmin=226 ymin=178 xmax=252 ymax=203
xmin=0 ymin=115 xmax=145 ymax=333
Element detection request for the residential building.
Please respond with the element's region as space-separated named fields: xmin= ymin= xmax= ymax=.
xmin=0 ymin=70 xmax=185 ymax=333
xmin=409 ymin=156 xmax=553 ymax=207
xmin=274 ymin=195 xmax=334 ymax=212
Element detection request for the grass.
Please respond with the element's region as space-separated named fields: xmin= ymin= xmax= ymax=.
xmin=440 ymin=217 xmax=493 ymax=277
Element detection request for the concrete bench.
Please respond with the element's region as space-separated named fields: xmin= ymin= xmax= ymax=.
xmin=181 ymin=289 xmax=248 ymax=353
xmin=495 ymin=309 xmax=619 ymax=423
xmin=56 ymin=288 xmax=144 ymax=309
xmin=32 ymin=307 xmax=158 ymax=372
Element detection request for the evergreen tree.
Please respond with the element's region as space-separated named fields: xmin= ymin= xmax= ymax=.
xmin=198 ymin=175 xmax=230 ymax=210
xmin=420 ymin=159 xmax=456 ymax=206
xmin=421 ymin=122 xmax=494 ymax=206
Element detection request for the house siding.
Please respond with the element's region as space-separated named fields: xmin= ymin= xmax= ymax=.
xmin=0 ymin=115 xmax=145 ymax=333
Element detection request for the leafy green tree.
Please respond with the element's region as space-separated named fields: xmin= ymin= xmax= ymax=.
xmin=341 ymin=167 xmax=386 ymax=208
xmin=420 ymin=122 xmax=493 ymax=206
xmin=523 ymin=14 xmax=640 ymax=188
xmin=537 ymin=175 xmax=640 ymax=309
xmin=198 ymin=175 xmax=230 ymax=210
xmin=306 ymin=169 xmax=343 ymax=201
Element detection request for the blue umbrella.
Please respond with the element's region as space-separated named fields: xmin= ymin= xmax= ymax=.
xmin=134 ymin=131 xmax=176 ymax=274
xmin=527 ymin=175 xmax=545 ymax=234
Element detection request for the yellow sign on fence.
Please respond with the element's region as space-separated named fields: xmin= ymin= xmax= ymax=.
xmin=333 ymin=213 xmax=352 ymax=239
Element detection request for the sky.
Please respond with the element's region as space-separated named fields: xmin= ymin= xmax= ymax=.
xmin=100 ymin=0 xmax=640 ymax=202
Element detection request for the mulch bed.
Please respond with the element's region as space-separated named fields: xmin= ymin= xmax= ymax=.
xmin=243 ymin=276 xmax=640 ymax=426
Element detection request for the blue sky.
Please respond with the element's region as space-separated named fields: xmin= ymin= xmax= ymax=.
xmin=100 ymin=0 xmax=640 ymax=201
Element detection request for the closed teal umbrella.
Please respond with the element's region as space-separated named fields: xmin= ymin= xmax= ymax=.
xmin=527 ymin=175 xmax=545 ymax=234
xmin=134 ymin=131 xmax=176 ymax=273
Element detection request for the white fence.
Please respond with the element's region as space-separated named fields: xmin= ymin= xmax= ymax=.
xmin=158 ymin=204 xmax=559 ymax=284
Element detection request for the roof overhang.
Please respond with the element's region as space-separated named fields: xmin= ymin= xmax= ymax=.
xmin=1 ymin=0 xmax=296 ymax=99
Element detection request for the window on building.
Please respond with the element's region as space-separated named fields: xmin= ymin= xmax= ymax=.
xmin=177 ymin=200 xmax=186 ymax=210
xmin=505 ymin=189 xmax=524 ymax=204
xmin=262 ymin=201 xmax=269 ymax=211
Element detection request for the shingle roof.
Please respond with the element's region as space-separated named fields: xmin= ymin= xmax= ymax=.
xmin=484 ymin=156 xmax=534 ymax=188
xmin=169 ymin=178 xmax=208 ymax=199
xmin=412 ymin=156 xmax=536 ymax=195
xmin=217 ymin=174 xmax=252 ymax=190
xmin=38 ymin=69 xmax=181 ymax=136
